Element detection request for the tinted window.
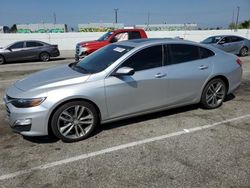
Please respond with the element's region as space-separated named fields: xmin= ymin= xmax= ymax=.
xmin=122 ymin=45 xmax=163 ymax=72
xmin=75 ymin=45 xmax=133 ymax=73
xmin=231 ymin=36 xmax=243 ymax=42
xmin=201 ymin=36 xmax=222 ymax=44
xmin=220 ymin=37 xmax=231 ymax=43
xmin=26 ymin=42 xmax=43 ymax=47
xmin=199 ymin=47 xmax=215 ymax=59
xmin=10 ymin=42 xmax=24 ymax=49
xmin=169 ymin=44 xmax=200 ymax=64
xmin=129 ymin=31 xmax=141 ymax=39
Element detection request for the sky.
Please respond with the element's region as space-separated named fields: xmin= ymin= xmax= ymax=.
xmin=0 ymin=0 xmax=249 ymax=29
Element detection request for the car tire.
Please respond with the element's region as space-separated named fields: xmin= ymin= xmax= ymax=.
xmin=239 ymin=47 xmax=248 ymax=57
xmin=51 ymin=101 xmax=99 ymax=142
xmin=40 ymin=52 xmax=50 ymax=62
xmin=0 ymin=55 xmax=5 ymax=65
xmin=201 ymin=78 xmax=227 ymax=109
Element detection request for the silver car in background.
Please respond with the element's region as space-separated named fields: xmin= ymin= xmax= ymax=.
xmin=201 ymin=35 xmax=250 ymax=56
xmin=4 ymin=39 xmax=242 ymax=142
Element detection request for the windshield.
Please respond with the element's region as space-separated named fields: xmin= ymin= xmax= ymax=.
xmin=97 ymin=31 xmax=113 ymax=41
xmin=201 ymin=36 xmax=222 ymax=44
xmin=73 ymin=44 xmax=133 ymax=73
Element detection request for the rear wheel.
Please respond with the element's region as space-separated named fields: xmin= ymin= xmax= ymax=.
xmin=239 ymin=47 xmax=248 ymax=57
xmin=0 ymin=55 xmax=5 ymax=65
xmin=51 ymin=101 xmax=99 ymax=142
xmin=40 ymin=52 xmax=50 ymax=62
xmin=201 ymin=78 xmax=227 ymax=109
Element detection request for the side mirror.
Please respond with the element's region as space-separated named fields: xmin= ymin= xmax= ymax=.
xmin=6 ymin=47 xmax=12 ymax=51
xmin=110 ymin=37 xmax=117 ymax=43
xmin=113 ymin=67 xmax=135 ymax=76
xmin=218 ymin=40 xmax=225 ymax=45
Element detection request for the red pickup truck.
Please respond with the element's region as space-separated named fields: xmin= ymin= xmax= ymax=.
xmin=75 ymin=28 xmax=148 ymax=60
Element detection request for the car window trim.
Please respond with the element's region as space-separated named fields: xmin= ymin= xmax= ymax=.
xmin=107 ymin=44 xmax=165 ymax=78
xmin=168 ymin=43 xmax=202 ymax=65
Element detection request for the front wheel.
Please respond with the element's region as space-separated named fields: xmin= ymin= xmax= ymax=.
xmin=0 ymin=55 xmax=5 ymax=65
xmin=51 ymin=101 xmax=99 ymax=142
xmin=201 ymin=78 xmax=227 ymax=109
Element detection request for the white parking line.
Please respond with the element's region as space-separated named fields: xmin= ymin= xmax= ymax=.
xmin=0 ymin=79 xmax=17 ymax=84
xmin=0 ymin=114 xmax=249 ymax=181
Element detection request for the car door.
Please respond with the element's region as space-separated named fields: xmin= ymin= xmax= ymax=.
xmin=217 ymin=37 xmax=234 ymax=52
xmin=4 ymin=42 xmax=25 ymax=62
xmin=104 ymin=45 xmax=168 ymax=119
xmin=164 ymin=44 xmax=213 ymax=106
xmin=25 ymin=41 xmax=44 ymax=60
xmin=230 ymin=36 xmax=244 ymax=54
xmin=111 ymin=32 xmax=129 ymax=43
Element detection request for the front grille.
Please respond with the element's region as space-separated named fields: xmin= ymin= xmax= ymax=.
xmin=76 ymin=44 xmax=80 ymax=54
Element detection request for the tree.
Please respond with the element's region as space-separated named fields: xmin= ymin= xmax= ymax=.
xmin=240 ymin=20 xmax=250 ymax=29
xmin=10 ymin=24 xmax=17 ymax=33
xmin=229 ymin=22 xmax=236 ymax=30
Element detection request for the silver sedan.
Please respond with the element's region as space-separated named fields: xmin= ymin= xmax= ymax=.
xmin=201 ymin=35 xmax=250 ymax=56
xmin=4 ymin=39 xmax=242 ymax=142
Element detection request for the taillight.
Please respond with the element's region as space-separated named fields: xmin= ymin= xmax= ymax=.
xmin=236 ymin=58 xmax=242 ymax=66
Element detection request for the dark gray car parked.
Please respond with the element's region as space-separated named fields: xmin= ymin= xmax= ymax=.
xmin=201 ymin=35 xmax=250 ymax=56
xmin=0 ymin=40 xmax=60 ymax=64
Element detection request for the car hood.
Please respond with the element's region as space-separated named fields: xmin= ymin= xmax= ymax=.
xmin=79 ymin=40 xmax=106 ymax=46
xmin=14 ymin=65 xmax=91 ymax=91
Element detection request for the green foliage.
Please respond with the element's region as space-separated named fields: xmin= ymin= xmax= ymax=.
xmin=229 ymin=20 xmax=250 ymax=29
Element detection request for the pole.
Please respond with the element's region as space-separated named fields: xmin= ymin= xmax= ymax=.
xmin=114 ymin=9 xmax=118 ymax=23
xmin=231 ymin=9 xmax=235 ymax=30
xmin=235 ymin=6 xmax=240 ymax=31
xmin=147 ymin=12 xmax=150 ymax=26
xmin=53 ymin=12 xmax=57 ymax=24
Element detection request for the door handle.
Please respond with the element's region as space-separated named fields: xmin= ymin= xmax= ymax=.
xmin=199 ymin=65 xmax=208 ymax=70
xmin=155 ymin=73 xmax=166 ymax=78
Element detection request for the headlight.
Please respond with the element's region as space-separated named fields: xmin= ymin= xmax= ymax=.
xmin=10 ymin=97 xmax=46 ymax=108
xmin=81 ymin=47 xmax=88 ymax=52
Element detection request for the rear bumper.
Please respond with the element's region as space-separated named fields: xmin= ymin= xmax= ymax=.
xmin=50 ymin=49 xmax=60 ymax=57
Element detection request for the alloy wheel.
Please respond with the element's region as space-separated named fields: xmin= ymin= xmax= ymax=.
xmin=205 ymin=81 xmax=226 ymax=108
xmin=57 ymin=105 xmax=94 ymax=139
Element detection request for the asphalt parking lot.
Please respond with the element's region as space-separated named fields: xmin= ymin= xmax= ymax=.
xmin=0 ymin=57 xmax=250 ymax=188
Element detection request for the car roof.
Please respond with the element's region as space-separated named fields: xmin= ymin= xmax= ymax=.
xmin=12 ymin=40 xmax=48 ymax=44
xmin=208 ymin=35 xmax=245 ymax=38
xmin=117 ymin=38 xmax=201 ymax=48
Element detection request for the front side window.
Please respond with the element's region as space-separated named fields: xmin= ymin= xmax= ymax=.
xmin=220 ymin=37 xmax=231 ymax=43
xmin=113 ymin=32 xmax=129 ymax=42
xmin=73 ymin=44 xmax=133 ymax=73
xmin=10 ymin=42 xmax=24 ymax=49
xmin=122 ymin=45 xmax=163 ymax=72
xmin=169 ymin=44 xmax=200 ymax=64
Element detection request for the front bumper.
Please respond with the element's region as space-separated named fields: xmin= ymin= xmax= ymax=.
xmin=4 ymin=99 xmax=50 ymax=136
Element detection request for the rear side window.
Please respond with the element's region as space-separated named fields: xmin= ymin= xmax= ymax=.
xmin=199 ymin=47 xmax=215 ymax=59
xmin=122 ymin=45 xmax=163 ymax=71
xmin=231 ymin=36 xmax=244 ymax=42
xmin=169 ymin=44 xmax=200 ymax=64
xmin=26 ymin=42 xmax=44 ymax=47
xmin=129 ymin=31 xmax=141 ymax=39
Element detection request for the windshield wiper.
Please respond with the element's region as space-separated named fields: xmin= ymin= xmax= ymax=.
xmin=70 ymin=63 xmax=91 ymax=74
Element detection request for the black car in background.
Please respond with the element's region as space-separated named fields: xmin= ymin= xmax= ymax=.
xmin=0 ymin=40 xmax=60 ymax=64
